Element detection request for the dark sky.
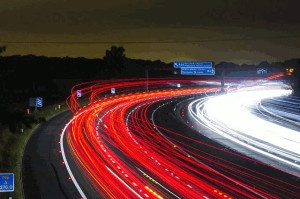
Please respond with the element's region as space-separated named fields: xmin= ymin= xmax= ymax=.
xmin=1 ymin=0 xmax=300 ymax=64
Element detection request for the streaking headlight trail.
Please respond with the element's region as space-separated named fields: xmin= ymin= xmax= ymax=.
xmin=189 ymin=82 xmax=300 ymax=172
xmin=61 ymin=76 xmax=300 ymax=198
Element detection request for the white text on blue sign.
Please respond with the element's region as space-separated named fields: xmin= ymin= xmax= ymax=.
xmin=0 ymin=173 xmax=14 ymax=192
xmin=174 ymin=61 xmax=212 ymax=68
xmin=181 ymin=67 xmax=215 ymax=75
xmin=36 ymin=97 xmax=43 ymax=107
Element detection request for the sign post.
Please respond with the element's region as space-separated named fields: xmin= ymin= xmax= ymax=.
xmin=0 ymin=173 xmax=14 ymax=192
xmin=174 ymin=61 xmax=213 ymax=68
xmin=180 ymin=67 xmax=215 ymax=75
xmin=36 ymin=97 xmax=43 ymax=107
xmin=111 ymin=88 xmax=115 ymax=94
xmin=257 ymin=68 xmax=267 ymax=75
xmin=77 ymin=90 xmax=82 ymax=97
xmin=174 ymin=61 xmax=215 ymax=75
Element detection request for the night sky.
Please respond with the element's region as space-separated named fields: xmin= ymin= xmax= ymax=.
xmin=0 ymin=0 xmax=300 ymax=64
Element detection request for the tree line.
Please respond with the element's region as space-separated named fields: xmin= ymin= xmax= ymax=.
xmin=0 ymin=44 xmax=299 ymax=134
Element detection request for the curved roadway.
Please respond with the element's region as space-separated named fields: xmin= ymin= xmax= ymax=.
xmin=21 ymin=110 xmax=98 ymax=199
xmin=21 ymin=77 xmax=300 ymax=198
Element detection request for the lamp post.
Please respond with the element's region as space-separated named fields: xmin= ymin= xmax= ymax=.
xmin=145 ymin=68 xmax=149 ymax=92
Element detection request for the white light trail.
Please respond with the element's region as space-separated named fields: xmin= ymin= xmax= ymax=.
xmin=61 ymin=112 xmax=88 ymax=199
xmin=188 ymin=83 xmax=300 ymax=171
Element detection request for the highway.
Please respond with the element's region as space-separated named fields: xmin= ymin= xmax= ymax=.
xmin=187 ymin=84 xmax=300 ymax=175
xmin=22 ymin=111 xmax=84 ymax=199
xmin=22 ymin=76 xmax=300 ymax=198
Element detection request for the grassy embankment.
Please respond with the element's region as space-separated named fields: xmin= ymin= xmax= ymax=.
xmin=0 ymin=102 xmax=69 ymax=199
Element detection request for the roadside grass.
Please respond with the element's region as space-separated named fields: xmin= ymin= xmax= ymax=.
xmin=0 ymin=102 xmax=68 ymax=199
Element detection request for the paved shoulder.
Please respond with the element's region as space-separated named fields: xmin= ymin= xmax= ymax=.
xmin=22 ymin=110 xmax=80 ymax=199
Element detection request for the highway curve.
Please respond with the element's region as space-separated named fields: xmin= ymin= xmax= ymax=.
xmin=21 ymin=111 xmax=91 ymax=199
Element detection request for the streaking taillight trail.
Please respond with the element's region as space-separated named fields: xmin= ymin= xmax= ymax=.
xmin=61 ymin=76 xmax=299 ymax=198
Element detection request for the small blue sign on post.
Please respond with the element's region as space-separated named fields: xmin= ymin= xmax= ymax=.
xmin=257 ymin=68 xmax=267 ymax=75
xmin=0 ymin=173 xmax=14 ymax=192
xmin=174 ymin=61 xmax=213 ymax=68
xmin=77 ymin=90 xmax=82 ymax=97
xmin=181 ymin=67 xmax=215 ymax=75
xmin=36 ymin=97 xmax=43 ymax=107
xmin=111 ymin=88 xmax=115 ymax=94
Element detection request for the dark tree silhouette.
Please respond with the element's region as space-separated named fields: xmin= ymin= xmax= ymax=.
xmin=0 ymin=45 xmax=6 ymax=54
xmin=0 ymin=46 xmax=7 ymax=94
xmin=103 ymin=46 xmax=126 ymax=77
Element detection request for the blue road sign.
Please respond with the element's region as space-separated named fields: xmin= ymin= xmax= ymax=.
xmin=174 ymin=61 xmax=212 ymax=68
xmin=257 ymin=68 xmax=267 ymax=75
xmin=111 ymin=88 xmax=115 ymax=94
xmin=77 ymin=90 xmax=82 ymax=97
xmin=0 ymin=173 xmax=14 ymax=192
xmin=181 ymin=67 xmax=215 ymax=75
xmin=36 ymin=97 xmax=43 ymax=107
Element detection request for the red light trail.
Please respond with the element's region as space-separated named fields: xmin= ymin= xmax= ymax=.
xmin=60 ymin=76 xmax=299 ymax=198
